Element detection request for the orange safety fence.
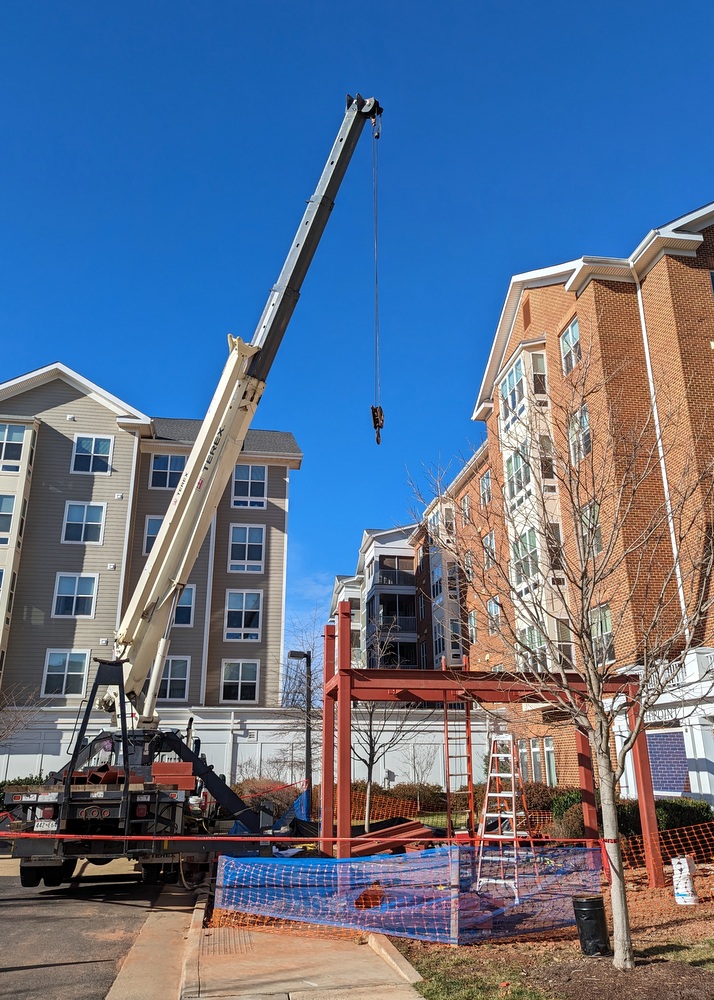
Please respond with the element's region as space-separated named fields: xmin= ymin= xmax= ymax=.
xmin=350 ymin=791 xmax=418 ymax=822
xmin=528 ymin=811 xmax=553 ymax=835
xmin=620 ymin=819 xmax=714 ymax=871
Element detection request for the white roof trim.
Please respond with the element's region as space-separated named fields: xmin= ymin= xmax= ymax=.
xmin=0 ymin=363 xmax=152 ymax=424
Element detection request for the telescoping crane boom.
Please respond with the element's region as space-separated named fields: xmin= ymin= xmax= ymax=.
xmin=100 ymin=94 xmax=382 ymax=728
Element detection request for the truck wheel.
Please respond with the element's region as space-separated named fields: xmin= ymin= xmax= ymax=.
xmin=61 ymin=859 xmax=77 ymax=882
xmin=141 ymin=864 xmax=162 ymax=884
xmin=42 ymin=868 xmax=63 ymax=888
xmin=19 ymin=866 xmax=42 ymax=888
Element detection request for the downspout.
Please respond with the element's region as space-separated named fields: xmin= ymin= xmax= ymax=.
xmin=629 ymin=262 xmax=690 ymax=641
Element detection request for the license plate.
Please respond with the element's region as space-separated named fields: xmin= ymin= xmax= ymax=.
xmin=34 ymin=819 xmax=59 ymax=832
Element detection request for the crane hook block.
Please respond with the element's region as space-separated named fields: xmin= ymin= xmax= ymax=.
xmin=371 ymin=405 xmax=384 ymax=445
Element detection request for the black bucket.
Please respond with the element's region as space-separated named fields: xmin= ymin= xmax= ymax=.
xmin=572 ymin=894 xmax=610 ymax=956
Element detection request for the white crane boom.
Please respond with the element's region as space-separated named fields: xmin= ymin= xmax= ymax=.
xmin=100 ymin=94 xmax=382 ymax=725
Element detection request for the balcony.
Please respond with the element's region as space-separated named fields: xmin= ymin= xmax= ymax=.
xmin=367 ymin=615 xmax=417 ymax=635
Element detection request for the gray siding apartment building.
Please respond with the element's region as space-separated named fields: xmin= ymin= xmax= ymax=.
xmin=0 ymin=363 xmax=302 ymax=781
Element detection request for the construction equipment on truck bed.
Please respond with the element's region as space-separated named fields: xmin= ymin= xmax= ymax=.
xmin=4 ymin=93 xmax=382 ymax=887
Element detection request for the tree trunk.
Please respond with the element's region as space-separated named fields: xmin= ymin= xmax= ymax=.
xmin=596 ymin=749 xmax=634 ymax=971
xmin=365 ymin=764 xmax=373 ymax=834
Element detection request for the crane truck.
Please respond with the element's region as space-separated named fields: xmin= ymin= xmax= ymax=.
xmin=4 ymin=94 xmax=382 ymax=887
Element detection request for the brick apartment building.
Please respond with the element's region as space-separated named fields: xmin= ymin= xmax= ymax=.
xmin=418 ymin=201 xmax=714 ymax=801
xmin=0 ymin=362 xmax=303 ymax=782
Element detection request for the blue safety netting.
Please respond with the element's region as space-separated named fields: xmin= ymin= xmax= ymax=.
xmin=214 ymin=843 xmax=602 ymax=944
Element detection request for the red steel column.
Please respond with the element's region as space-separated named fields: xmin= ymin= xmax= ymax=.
xmin=336 ymin=600 xmax=353 ymax=858
xmin=575 ymin=726 xmax=599 ymax=841
xmin=628 ymin=688 xmax=665 ymax=887
xmin=320 ymin=623 xmax=336 ymax=856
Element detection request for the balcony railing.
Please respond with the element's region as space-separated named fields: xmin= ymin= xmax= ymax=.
xmin=367 ymin=615 xmax=417 ymax=634
xmin=377 ymin=569 xmax=415 ymax=587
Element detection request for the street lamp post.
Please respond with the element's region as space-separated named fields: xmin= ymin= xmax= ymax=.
xmin=288 ymin=649 xmax=312 ymax=820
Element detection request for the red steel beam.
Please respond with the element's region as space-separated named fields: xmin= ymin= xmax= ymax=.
xmin=320 ymin=623 xmax=336 ymax=857
xmin=575 ymin=726 xmax=598 ymax=840
xmin=336 ymin=602 xmax=353 ymax=858
xmin=627 ymin=686 xmax=665 ymax=887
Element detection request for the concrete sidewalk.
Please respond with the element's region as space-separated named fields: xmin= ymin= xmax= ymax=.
xmin=179 ymin=900 xmax=424 ymax=1000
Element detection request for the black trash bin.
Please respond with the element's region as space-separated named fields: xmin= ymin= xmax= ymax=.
xmin=572 ymin=894 xmax=610 ymax=956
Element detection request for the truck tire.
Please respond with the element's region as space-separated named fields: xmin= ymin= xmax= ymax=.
xmin=42 ymin=868 xmax=64 ymax=888
xmin=141 ymin=863 xmax=162 ymax=884
xmin=19 ymin=865 xmax=42 ymax=888
xmin=61 ymin=859 xmax=77 ymax=882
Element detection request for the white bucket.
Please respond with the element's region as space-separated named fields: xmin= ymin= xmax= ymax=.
xmin=671 ymin=856 xmax=699 ymax=905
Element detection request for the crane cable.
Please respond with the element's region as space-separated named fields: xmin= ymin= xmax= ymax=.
xmin=370 ymin=112 xmax=384 ymax=445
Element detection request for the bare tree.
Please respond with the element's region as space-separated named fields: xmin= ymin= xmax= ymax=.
xmin=418 ymin=343 xmax=714 ymax=970
xmin=0 ymin=686 xmax=47 ymax=748
xmin=398 ymin=742 xmax=439 ymax=811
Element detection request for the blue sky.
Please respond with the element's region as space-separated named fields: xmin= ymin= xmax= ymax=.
xmin=2 ymin=1 xmax=713 ymax=625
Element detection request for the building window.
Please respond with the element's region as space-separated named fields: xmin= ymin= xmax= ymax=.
xmin=71 ymin=435 xmax=113 ymax=474
xmin=52 ymin=574 xmax=98 ymax=618
xmin=546 ymin=522 xmax=564 ymax=571
xmin=449 ymin=618 xmax=462 ymax=657
xmin=0 ymin=495 xmax=15 ymax=545
xmin=419 ymin=641 xmax=428 ymax=669
xmin=569 ymin=404 xmax=592 ymax=463
xmin=150 ymin=453 xmax=186 ymax=489
xmin=530 ymin=738 xmax=543 ymax=783
xmin=232 ymin=464 xmax=267 ymax=508
xmin=144 ymin=516 xmax=164 ymax=555
xmin=480 ymin=471 xmax=492 ymax=506
xmin=221 ymin=660 xmax=259 ymax=702
xmin=228 ymin=524 xmax=265 ymax=573
xmin=467 ymin=610 xmax=477 ymax=644
xmin=446 ymin=563 xmax=459 ymax=600
xmin=487 ymin=598 xmax=501 ymax=635
xmin=512 ymin=528 xmax=538 ymax=586
xmin=505 ymin=442 xmax=531 ymax=500
xmin=464 ymin=550 xmax=473 ymax=583
xmin=544 ymin=736 xmax=557 ymax=786
xmin=581 ymin=502 xmax=603 ymax=557
xmin=0 ymin=424 xmax=24 ymax=472
xmin=433 ymin=620 xmax=445 ymax=659
xmin=173 ymin=586 xmax=195 ymax=627
xmin=518 ymin=625 xmax=547 ymax=672
xmin=560 ymin=317 xmax=581 ymax=374
xmin=62 ymin=502 xmax=106 ymax=544
xmin=539 ymin=435 xmax=555 ymax=481
xmin=42 ymin=650 xmax=88 ymax=697
xmin=591 ymin=603 xmax=615 ymax=663
xmin=483 ymin=531 xmax=495 ymax=570
xmin=517 ymin=739 xmax=530 ymax=780
xmin=158 ymin=656 xmax=190 ymax=700
xmin=461 ymin=494 xmax=471 ymax=526
xmin=225 ymin=590 xmax=262 ymax=641
xmin=556 ymin=618 xmax=574 ymax=668
xmin=418 ymin=591 xmax=426 ymax=620
xmin=500 ymin=358 xmax=525 ymax=426
xmin=532 ymin=353 xmax=547 ymax=395
xmin=430 ymin=564 xmax=443 ymax=601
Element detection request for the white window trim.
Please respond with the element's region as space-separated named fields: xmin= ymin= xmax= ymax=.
xmin=41 ymin=648 xmax=90 ymax=698
xmin=70 ymin=434 xmax=114 ymax=476
xmin=158 ymin=655 xmax=191 ymax=702
xmin=61 ymin=500 xmax=107 ymax=545
xmin=172 ymin=584 xmax=196 ymax=628
xmin=227 ymin=523 xmax=266 ymax=574
xmin=0 ymin=494 xmax=15 ymax=545
xmin=51 ymin=573 xmax=99 ymax=619
xmin=148 ymin=452 xmax=187 ymax=490
xmin=219 ymin=658 xmax=260 ymax=704
xmin=143 ymin=515 xmax=164 ymax=556
xmin=232 ymin=464 xmax=268 ymax=509
xmin=224 ymin=589 xmax=263 ymax=642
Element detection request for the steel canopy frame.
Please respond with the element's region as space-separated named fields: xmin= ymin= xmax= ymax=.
xmin=322 ymin=601 xmax=664 ymax=887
